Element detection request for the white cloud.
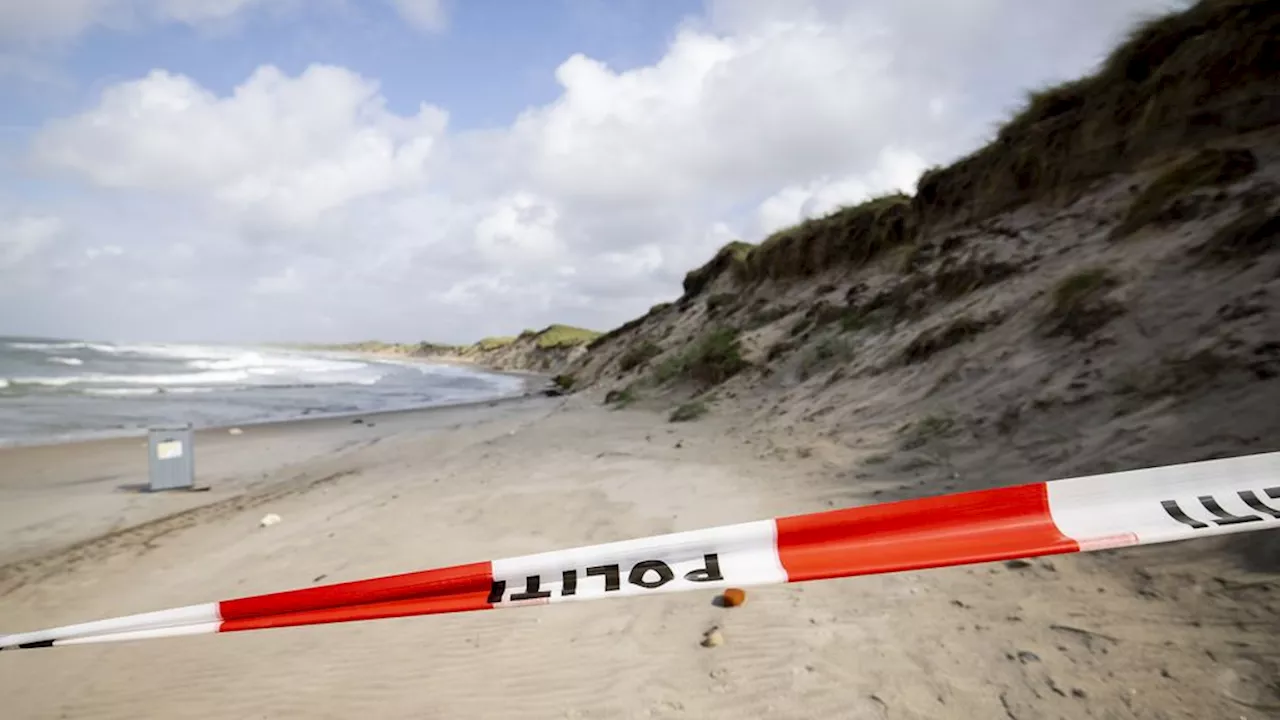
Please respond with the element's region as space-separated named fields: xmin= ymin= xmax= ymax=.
xmin=33 ymin=65 xmax=447 ymax=229
xmin=0 ymin=0 xmax=451 ymax=46
xmin=0 ymin=213 xmax=64 ymax=269
xmin=388 ymin=0 xmax=446 ymax=33
xmin=153 ymin=0 xmax=272 ymax=24
xmin=474 ymin=193 xmax=565 ymax=267
xmin=83 ymin=244 xmax=124 ymax=259
xmin=6 ymin=0 xmax=1184 ymax=343
xmin=505 ymin=19 xmax=903 ymax=208
xmin=0 ymin=0 xmax=285 ymax=44
xmin=251 ymin=265 xmax=303 ymax=295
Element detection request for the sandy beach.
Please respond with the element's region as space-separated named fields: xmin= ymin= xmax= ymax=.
xmin=2 ymin=390 xmax=1277 ymax=720
xmin=4 ymin=0 xmax=1279 ymax=717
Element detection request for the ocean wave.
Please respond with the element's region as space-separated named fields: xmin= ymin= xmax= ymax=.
xmin=3 ymin=367 xmax=389 ymax=390
xmin=8 ymin=340 xmax=234 ymax=360
xmin=83 ymin=386 xmax=221 ymax=396
xmin=82 ymin=385 xmax=285 ymax=397
xmin=85 ymin=342 xmax=231 ymax=359
xmin=7 ymin=341 xmax=90 ymax=352
xmin=7 ymin=370 xmax=253 ymax=387
xmin=187 ymin=352 xmax=367 ymax=373
xmin=48 ymin=357 xmax=84 ymax=366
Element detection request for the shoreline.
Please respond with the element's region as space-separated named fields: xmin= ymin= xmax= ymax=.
xmin=0 ymin=356 xmax=550 ymax=451
xmin=0 ymin=388 xmax=558 ymax=572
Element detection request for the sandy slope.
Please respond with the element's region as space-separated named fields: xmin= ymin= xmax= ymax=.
xmin=2 ymin=394 xmax=1277 ymax=719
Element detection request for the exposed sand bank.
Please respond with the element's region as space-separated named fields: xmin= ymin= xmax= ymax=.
xmin=1 ymin=393 xmax=1276 ymax=719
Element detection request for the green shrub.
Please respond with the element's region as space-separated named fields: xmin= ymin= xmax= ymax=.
xmin=604 ymin=385 xmax=638 ymax=408
xmin=789 ymin=318 xmax=813 ymax=337
xmin=1195 ymin=208 xmax=1280 ymax=263
xmin=839 ymin=308 xmax=873 ymax=332
xmin=1042 ymin=268 xmax=1123 ymax=340
xmin=682 ymin=241 xmax=754 ymax=296
xmin=685 ymin=328 xmax=749 ymax=386
xmin=707 ymin=293 xmax=737 ymax=312
xmin=747 ymin=304 xmax=792 ymax=329
xmin=476 ymin=336 xmax=515 ymax=351
xmin=619 ymin=341 xmax=663 ymax=372
xmin=799 ymin=335 xmax=854 ymax=379
xmin=535 ymin=324 xmax=602 ymax=349
xmin=552 ymin=374 xmax=576 ymax=391
xmin=899 ymin=413 xmax=957 ymax=450
xmin=669 ymin=401 xmax=709 ymax=422
xmin=745 ymin=194 xmax=914 ymax=281
xmin=1112 ymin=148 xmax=1257 ymax=239
xmin=650 ymin=328 xmax=749 ymax=388
xmin=652 ymin=354 xmax=686 ymax=384
xmin=899 ymin=315 xmax=996 ymax=364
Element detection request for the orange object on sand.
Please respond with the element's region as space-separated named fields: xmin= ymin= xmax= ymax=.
xmin=721 ymin=588 xmax=746 ymax=607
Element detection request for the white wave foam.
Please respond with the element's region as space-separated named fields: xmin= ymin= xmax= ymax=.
xmin=84 ymin=386 xmax=220 ymax=397
xmin=8 ymin=341 xmax=89 ymax=351
xmin=8 ymin=341 xmax=389 ymax=391
xmin=86 ymin=342 xmax=231 ymax=359
xmin=7 ymin=376 xmax=77 ymax=387
xmin=0 ymin=379 xmax=8 ymax=389
xmin=9 ymin=370 xmax=252 ymax=387
xmin=9 ymin=340 xmax=235 ymax=361
xmin=187 ymin=352 xmax=367 ymax=373
xmin=410 ymin=362 xmax=526 ymax=389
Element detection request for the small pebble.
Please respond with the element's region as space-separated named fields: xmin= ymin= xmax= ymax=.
xmin=701 ymin=627 xmax=724 ymax=648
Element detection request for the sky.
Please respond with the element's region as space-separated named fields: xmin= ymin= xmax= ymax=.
xmin=0 ymin=0 xmax=1189 ymax=345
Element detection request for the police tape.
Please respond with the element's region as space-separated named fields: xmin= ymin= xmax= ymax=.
xmin=3 ymin=451 xmax=1278 ymax=650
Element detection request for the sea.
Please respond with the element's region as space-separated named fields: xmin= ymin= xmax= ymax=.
xmin=0 ymin=336 xmax=528 ymax=447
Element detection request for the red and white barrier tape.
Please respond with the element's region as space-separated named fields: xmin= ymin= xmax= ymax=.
xmin=3 ymin=451 xmax=1278 ymax=650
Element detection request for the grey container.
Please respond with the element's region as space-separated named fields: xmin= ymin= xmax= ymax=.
xmin=147 ymin=425 xmax=195 ymax=491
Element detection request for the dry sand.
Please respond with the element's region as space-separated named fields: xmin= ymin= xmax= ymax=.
xmin=2 ymin=392 xmax=1278 ymax=720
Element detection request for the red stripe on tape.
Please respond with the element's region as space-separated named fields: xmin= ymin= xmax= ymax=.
xmin=219 ymin=561 xmax=494 ymax=621
xmin=775 ymin=483 xmax=1078 ymax=582
xmin=221 ymin=591 xmax=494 ymax=633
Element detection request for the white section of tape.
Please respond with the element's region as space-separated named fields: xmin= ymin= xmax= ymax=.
xmin=0 ymin=602 xmax=220 ymax=649
xmin=1047 ymin=451 xmax=1280 ymax=549
xmin=490 ymin=519 xmax=785 ymax=606
xmin=55 ymin=622 xmax=221 ymax=647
